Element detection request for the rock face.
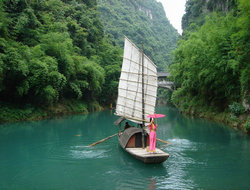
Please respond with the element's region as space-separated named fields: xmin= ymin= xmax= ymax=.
xmin=243 ymin=98 xmax=250 ymax=112
xmin=139 ymin=6 xmax=153 ymax=19
xmin=206 ymin=0 xmax=235 ymax=12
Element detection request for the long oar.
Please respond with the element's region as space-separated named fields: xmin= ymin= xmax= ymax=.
xmin=89 ymin=133 xmax=118 ymax=147
xmin=157 ymin=138 xmax=170 ymax=144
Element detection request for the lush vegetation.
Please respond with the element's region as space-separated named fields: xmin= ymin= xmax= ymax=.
xmin=182 ymin=0 xmax=237 ymax=31
xmin=97 ymin=0 xmax=179 ymax=71
xmin=170 ymin=0 xmax=250 ymax=132
xmin=0 ymin=0 xmax=123 ymax=122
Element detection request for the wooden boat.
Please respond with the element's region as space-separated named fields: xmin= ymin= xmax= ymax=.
xmin=114 ymin=37 xmax=169 ymax=164
xmin=117 ymin=126 xmax=169 ymax=163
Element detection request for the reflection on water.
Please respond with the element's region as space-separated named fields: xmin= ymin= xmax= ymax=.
xmin=0 ymin=107 xmax=249 ymax=190
xmin=148 ymin=178 xmax=156 ymax=190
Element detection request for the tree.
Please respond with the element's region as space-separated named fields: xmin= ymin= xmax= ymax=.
xmin=0 ymin=0 xmax=123 ymax=108
xmin=170 ymin=9 xmax=249 ymax=111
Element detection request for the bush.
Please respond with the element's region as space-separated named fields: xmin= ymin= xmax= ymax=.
xmin=243 ymin=116 xmax=250 ymax=133
xmin=229 ymin=102 xmax=245 ymax=115
xmin=88 ymin=101 xmax=103 ymax=112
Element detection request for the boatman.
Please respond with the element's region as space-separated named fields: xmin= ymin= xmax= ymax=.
xmin=124 ymin=122 xmax=131 ymax=130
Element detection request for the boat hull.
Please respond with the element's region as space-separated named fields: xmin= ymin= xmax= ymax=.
xmin=125 ymin=147 xmax=169 ymax=164
xmin=118 ymin=128 xmax=169 ymax=164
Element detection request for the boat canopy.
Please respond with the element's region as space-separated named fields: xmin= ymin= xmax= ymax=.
xmin=114 ymin=117 xmax=125 ymax=125
xmin=115 ymin=36 xmax=158 ymax=124
xmin=118 ymin=127 xmax=143 ymax=148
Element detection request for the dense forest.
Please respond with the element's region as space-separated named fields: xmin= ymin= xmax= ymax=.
xmin=0 ymin=0 xmax=123 ymax=121
xmin=0 ymin=0 xmax=249 ymax=133
xmin=182 ymin=0 xmax=237 ymax=31
xmin=97 ymin=0 xmax=179 ymax=71
xmin=0 ymin=0 xmax=179 ymax=122
xmin=170 ymin=0 xmax=250 ymax=133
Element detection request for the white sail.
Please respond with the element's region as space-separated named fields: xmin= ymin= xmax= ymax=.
xmin=115 ymin=37 xmax=157 ymax=124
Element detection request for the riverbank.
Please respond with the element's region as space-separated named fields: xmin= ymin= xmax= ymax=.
xmin=0 ymin=100 xmax=103 ymax=124
xmin=1 ymin=100 xmax=249 ymax=135
xmin=181 ymin=106 xmax=250 ymax=135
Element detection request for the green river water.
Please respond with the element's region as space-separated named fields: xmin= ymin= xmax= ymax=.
xmin=0 ymin=106 xmax=249 ymax=190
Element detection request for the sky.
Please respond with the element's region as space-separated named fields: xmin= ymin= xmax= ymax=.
xmin=157 ymin=0 xmax=187 ymax=34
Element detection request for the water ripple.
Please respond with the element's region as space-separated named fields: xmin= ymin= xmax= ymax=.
xmin=70 ymin=149 xmax=108 ymax=159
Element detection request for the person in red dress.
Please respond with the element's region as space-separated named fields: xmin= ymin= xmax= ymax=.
xmin=148 ymin=118 xmax=157 ymax=153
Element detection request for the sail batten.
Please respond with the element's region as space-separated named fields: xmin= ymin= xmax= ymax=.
xmin=117 ymin=90 xmax=157 ymax=99
xmin=115 ymin=36 xmax=157 ymax=124
xmin=122 ymin=58 xmax=157 ymax=73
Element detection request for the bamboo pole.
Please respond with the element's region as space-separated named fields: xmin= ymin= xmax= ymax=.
xmin=141 ymin=43 xmax=145 ymax=149
xmin=89 ymin=133 xmax=118 ymax=147
xmin=156 ymin=138 xmax=170 ymax=144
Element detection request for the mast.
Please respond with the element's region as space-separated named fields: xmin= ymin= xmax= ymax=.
xmin=141 ymin=43 xmax=145 ymax=149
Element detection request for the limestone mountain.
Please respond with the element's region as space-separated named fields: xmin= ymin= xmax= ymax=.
xmin=97 ymin=0 xmax=179 ymax=71
xmin=182 ymin=0 xmax=237 ymax=31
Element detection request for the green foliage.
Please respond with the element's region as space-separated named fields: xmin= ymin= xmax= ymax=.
xmin=229 ymin=102 xmax=245 ymax=115
xmin=157 ymin=88 xmax=173 ymax=105
xmin=96 ymin=40 xmax=122 ymax=104
xmin=0 ymin=0 xmax=123 ymax=115
xmin=0 ymin=100 xmax=89 ymax=123
xmin=206 ymin=0 xmax=236 ymax=12
xmin=0 ymin=58 xmax=3 ymax=92
xmin=82 ymin=62 xmax=105 ymax=94
xmin=62 ymin=99 xmax=88 ymax=114
xmin=88 ymin=100 xmax=103 ymax=112
xmin=171 ymin=0 xmax=250 ymax=112
xmin=42 ymin=85 xmax=58 ymax=105
xmin=243 ymin=116 xmax=250 ymax=132
xmin=0 ymin=102 xmax=45 ymax=122
xmin=97 ymin=0 xmax=179 ymax=71
xmin=182 ymin=0 xmax=237 ymax=31
xmin=0 ymin=1 xmax=8 ymax=38
xmin=231 ymin=0 xmax=250 ymax=104
xmin=182 ymin=0 xmax=206 ymax=31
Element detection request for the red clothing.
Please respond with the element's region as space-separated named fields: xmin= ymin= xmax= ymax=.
xmin=149 ymin=123 xmax=157 ymax=131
